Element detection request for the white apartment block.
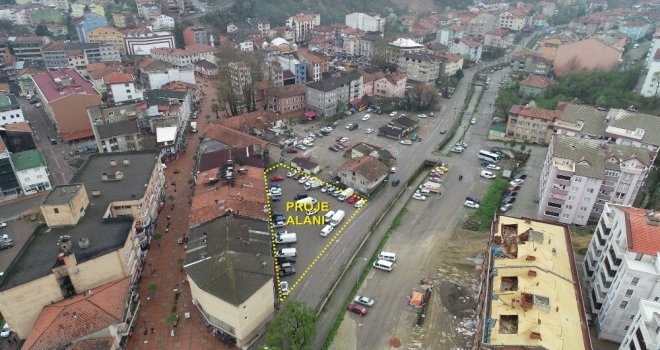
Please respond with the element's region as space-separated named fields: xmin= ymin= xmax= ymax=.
xmin=583 ymin=204 xmax=660 ymax=343
xmin=619 ymin=300 xmax=660 ymax=350
xmin=646 ymin=29 xmax=660 ymax=69
xmin=286 ymin=12 xmax=320 ymax=43
xmin=641 ymin=50 xmax=660 ymax=97
xmin=538 ymin=135 xmax=651 ymax=226
xmin=345 ymin=12 xmax=384 ymax=32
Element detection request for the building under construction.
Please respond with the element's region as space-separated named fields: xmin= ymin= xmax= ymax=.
xmin=474 ymin=215 xmax=593 ymax=350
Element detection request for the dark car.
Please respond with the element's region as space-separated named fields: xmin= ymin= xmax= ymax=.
xmin=279 ymin=263 xmax=296 ymax=276
xmin=347 ymin=123 xmax=359 ymax=131
xmin=466 ymin=196 xmax=480 ymax=203
xmin=271 ymin=195 xmax=281 ymax=202
xmin=515 ymin=174 xmax=527 ymax=180
xmin=504 ymin=191 xmax=518 ymax=197
xmin=286 ymin=148 xmax=298 ymax=153
xmin=480 ymin=161 xmax=493 ymax=167
xmin=292 ymin=173 xmax=301 ymax=180
xmin=328 ymin=146 xmax=339 ymax=152
xmin=347 ymin=303 xmax=368 ymax=316
xmin=277 ymin=255 xmax=297 ymax=264
xmin=294 ymin=193 xmax=308 ymax=201
xmin=501 ymin=196 xmax=516 ymax=204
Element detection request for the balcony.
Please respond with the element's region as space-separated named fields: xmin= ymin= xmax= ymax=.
xmin=549 ymin=192 xmax=566 ymax=201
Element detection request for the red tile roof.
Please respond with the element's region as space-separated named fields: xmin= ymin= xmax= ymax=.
xmin=616 ymin=206 xmax=660 ymax=255
xmin=185 ymin=43 xmax=216 ymax=53
xmin=66 ymin=338 xmax=115 ymax=350
xmin=460 ymin=38 xmax=481 ymax=47
xmin=61 ymin=128 xmax=95 ymax=142
xmin=203 ymin=124 xmax=270 ymax=149
xmin=519 ymin=75 xmax=555 ymax=89
xmin=218 ymin=110 xmax=283 ymax=131
xmin=517 ymin=107 xmax=559 ymax=121
xmin=4 ymin=121 xmax=32 ymax=133
xmin=103 ymin=72 xmax=134 ymax=85
xmin=339 ymin=155 xmax=388 ymax=182
xmin=23 ymin=277 xmax=131 ymax=350
xmin=32 ymin=69 xmax=99 ymax=103
xmin=151 ymin=47 xmax=192 ymax=57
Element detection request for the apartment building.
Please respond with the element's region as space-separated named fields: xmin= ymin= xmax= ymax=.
xmin=297 ymin=49 xmax=323 ymax=82
xmin=475 ymin=215 xmax=592 ymax=350
xmin=345 ymin=12 xmax=384 ymax=32
xmin=398 ymin=52 xmax=440 ymax=83
xmin=305 ymin=72 xmax=362 ymax=118
xmin=466 ymin=13 xmax=497 ymax=39
xmin=373 ymin=72 xmax=406 ymax=98
xmin=538 ymin=135 xmax=651 ymax=225
xmin=88 ymin=102 xmax=145 ymax=152
xmin=641 ymin=49 xmax=660 ymax=97
xmin=505 ymin=104 xmax=558 ymax=144
xmin=150 ymin=46 xmax=214 ymax=67
xmin=228 ymin=61 xmax=253 ymax=96
xmin=0 ymin=94 xmax=25 ymax=126
xmin=437 ymin=52 xmax=464 ymax=76
xmin=450 ymin=38 xmax=483 ymax=62
xmin=484 ymin=28 xmax=514 ymax=49
xmin=619 ymin=300 xmax=660 ymax=350
xmin=138 ymin=58 xmax=196 ymax=89
xmin=497 ymin=9 xmax=529 ymax=31
xmin=7 ymin=36 xmax=50 ymax=66
xmin=511 ymin=49 xmax=553 ymax=76
xmin=338 ymin=155 xmax=388 ymax=194
xmin=286 ymin=12 xmax=320 ymax=43
xmin=86 ymin=26 xmax=126 ymax=54
xmin=0 ymin=151 xmax=163 ymax=340
xmin=604 ymin=108 xmax=660 ymax=157
xmin=266 ymin=84 xmax=306 ymax=114
xmin=74 ymin=13 xmax=108 ymax=42
xmin=104 ymin=72 xmax=142 ymax=103
xmin=10 ymin=149 xmax=51 ymax=195
xmin=386 ymin=37 xmax=424 ymax=64
xmin=518 ymin=75 xmax=555 ymax=97
xmin=583 ymin=204 xmax=660 ymax=343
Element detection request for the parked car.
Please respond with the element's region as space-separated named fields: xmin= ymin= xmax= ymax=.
xmin=509 ymin=178 xmax=524 ymax=186
xmin=286 ymin=148 xmax=298 ymax=153
xmin=470 ymin=118 xmax=476 ymax=124
xmin=480 ymin=170 xmax=496 ymax=179
xmin=466 ymin=196 xmax=480 ymax=204
xmin=389 ymin=111 xmax=398 ymax=117
xmin=0 ymin=222 xmax=6 ymax=229
xmin=451 ymin=146 xmax=464 ymax=153
xmin=270 ymin=175 xmax=284 ymax=182
xmin=286 ymin=171 xmax=296 ymax=178
xmin=296 ymin=144 xmax=307 ymax=150
xmin=400 ymin=140 xmax=412 ymax=145
xmin=329 ymin=146 xmax=339 ymax=152
xmin=500 ymin=203 xmax=513 ymax=212
xmin=0 ymin=323 xmax=9 ymax=338
xmin=412 ymin=192 xmax=427 ymax=201
xmin=279 ymin=263 xmax=296 ymax=276
xmin=362 ymin=114 xmax=371 ymax=121
xmin=417 ymin=113 xmax=428 ymax=118
xmin=464 ymin=200 xmax=479 ymax=209
xmin=354 ymin=199 xmax=365 ymax=208
xmin=280 ymin=281 xmax=289 ymax=296
xmin=353 ymin=295 xmax=375 ymax=307
xmin=486 ymin=164 xmax=501 ymax=171
xmin=347 ymin=303 xmax=368 ymax=316
xmin=502 ymin=196 xmax=516 ymax=205
xmin=439 ymin=129 xmax=447 ymax=134
xmin=347 ymin=195 xmax=359 ymax=204
xmin=292 ymin=173 xmax=301 ymax=180
xmin=365 ymin=128 xmax=374 ymax=134
xmin=504 ymin=191 xmax=518 ymax=197
xmin=515 ymin=174 xmax=527 ymax=180
xmin=298 ymin=176 xmax=309 ymax=184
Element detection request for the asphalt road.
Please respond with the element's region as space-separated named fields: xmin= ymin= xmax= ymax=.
xmin=17 ymin=98 xmax=72 ymax=186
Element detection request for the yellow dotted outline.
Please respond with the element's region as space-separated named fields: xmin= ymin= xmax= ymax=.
xmin=264 ymin=162 xmax=368 ymax=300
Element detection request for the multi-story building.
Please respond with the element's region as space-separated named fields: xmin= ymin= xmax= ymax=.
xmin=74 ymin=13 xmax=108 ymax=43
xmin=475 ymin=215 xmax=592 ymax=350
xmin=0 ymin=138 xmax=20 ymax=199
xmin=373 ymin=72 xmax=406 ymax=98
xmin=505 ymin=104 xmax=558 ymax=144
xmin=42 ymin=41 xmax=121 ymax=69
xmin=31 ymin=69 xmax=102 ymax=142
xmin=262 ymin=61 xmax=284 ymax=87
xmin=641 ymin=49 xmax=660 ymax=97
xmin=0 ymin=151 xmax=164 ymax=340
xmin=518 ymin=75 xmax=555 ymax=97
xmin=7 ymin=36 xmax=50 ymax=66
xmin=266 ymin=84 xmax=306 ymax=114
xmin=228 ymin=61 xmax=253 ymax=96
xmin=123 ymin=28 xmax=175 ymax=55
xmin=583 ymin=204 xmax=660 ymax=342
xmin=104 ymin=72 xmax=142 ymax=103
xmin=436 ymin=24 xmax=463 ymax=46
xmin=484 ymin=28 xmax=514 ymax=49
xmin=618 ymin=21 xmax=649 ymax=42
xmin=537 ymin=135 xmax=651 ymax=225
xmin=273 ymin=56 xmax=307 ymax=84
xmin=450 ymin=38 xmax=482 ymax=62
xmin=359 ymin=68 xmax=385 ymax=97
xmin=150 ymin=14 xmax=175 ymax=31
xmin=15 ymin=67 xmax=43 ymax=97
xmin=183 ymin=26 xmax=208 ymax=46
xmin=386 ymin=37 xmax=424 ymax=64
xmin=338 ymin=155 xmax=388 ymax=194
xmin=497 ymin=8 xmax=530 ymax=31
xmin=604 ymin=108 xmax=660 ymax=157
xmin=138 ymin=58 xmax=196 ymax=89
xmin=88 ymin=101 xmax=146 ymax=151
xmin=619 ymin=300 xmax=660 ymax=350
xmin=305 ymin=72 xmax=362 ymax=118
xmin=144 ymin=87 xmax=193 ymax=155
xmin=0 ymin=94 xmax=25 ymax=126
xmin=86 ymin=26 xmax=126 ymax=54
xmin=510 ymin=49 xmax=553 ymax=76
xmin=297 ymin=49 xmax=324 ymax=82
xmin=286 ymin=12 xmax=321 ymax=43
xmin=437 ymin=52 xmax=464 ymax=76
xmin=345 ymin=12 xmax=384 ymax=32
xmin=466 ymin=13 xmax=497 ymax=40
xmin=150 ymin=46 xmax=214 ymax=67
xmin=10 ymin=149 xmax=51 ymax=195
xmin=136 ymin=0 xmax=162 ymax=20
xmin=398 ymin=52 xmax=440 ymax=83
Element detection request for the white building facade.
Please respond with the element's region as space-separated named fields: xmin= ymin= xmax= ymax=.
xmin=0 ymin=95 xmax=25 ymax=126
xmin=619 ymin=300 xmax=660 ymax=350
xmin=583 ymin=203 xmax=660 ymax=343
xmin=345 ymin=12 xmax=384 ymax=32
xmin=641 ymin=50 xmax=660 ymax=97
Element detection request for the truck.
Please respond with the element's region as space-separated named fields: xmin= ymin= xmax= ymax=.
xmin=303 ymin=180 xmax=322 ymax=190
xmin=337 ymin=188 xmax=354 ymax=201
xmin=275 ymin=232 xmax=297 ymax=244
xmin=190 ymin=122 xmax=197 ymax=133
xmin=330 ymin=210 xmax=345 ymax=227
xmin=422 ymin=182 xmax=443 ymax=194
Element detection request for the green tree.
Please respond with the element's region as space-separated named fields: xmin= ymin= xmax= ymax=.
xmin=83 ymin=4 xmax=91 ymax=13
xmin=455 ymin=69 xmax=464 ymax=81
xmin=148 ymin=282 xmax=157 ymax=297
xmin=266 ymin=300 xmax=315 ymax=350
xmin=34 ymin=24 xmax=52 ymax=37
xmin=173 ymin=21 xmax=185 ymax=48
xmin=211 ymin=103 xmax=221 ymax=118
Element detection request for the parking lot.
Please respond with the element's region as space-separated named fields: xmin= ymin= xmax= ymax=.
xmin=266 ymin=165 xmax=365 ymax=297
xmin=0 ymin=218 xmax=40 ymax=275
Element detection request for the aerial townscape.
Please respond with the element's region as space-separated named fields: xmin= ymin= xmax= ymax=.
xmin=0 ymin=0 xmax=658 ymax=348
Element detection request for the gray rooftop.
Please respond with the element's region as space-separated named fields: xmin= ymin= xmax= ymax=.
xmin=43 ymin=184 xmax=83 ymax=205
xmin=306 ymin=72 xmax=361 ymax=92
xmin=0 ymin=151 xmax=160 ymax=291
xmin=607 ymin=109 xmax=660 ymax=146
xmin=0 ymin=94 xmax=20 ymax=112
xmin=552 ymin=135 xmax=650 ymax=179
xmin=96 ymin=120 xmax=141 ymax=139
xmin=184 ymin=215 xmax=272 ymax=306
xmin=558 ymin=103 xmax=607 ymax=136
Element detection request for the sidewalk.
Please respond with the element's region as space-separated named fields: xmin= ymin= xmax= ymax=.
xmin=127 ymin=79 xmax=233 ymax=350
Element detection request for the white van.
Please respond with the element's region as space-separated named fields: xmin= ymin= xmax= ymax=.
xmin=378 ymin=251 xmax=397 ymax=262
xmin=275 ymin=232 xmax=297 ymax=244
xmin=324 ymin=211 xmax=335 ymax=223
xmin=372 ymin=259 xmax=394 ymax=271
xmin=296 ymin=197 xmax=318 ymax=206
xmin=320 ymin=225 xmax=334 ymax=237
xmin=276 ymin=247 xmax=297 ymax=257
xmin=337 ymin=188 xmax=354 ymax=201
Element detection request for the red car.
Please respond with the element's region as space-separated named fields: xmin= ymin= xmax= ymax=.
xmin=347 ymin=195 xmax=359 ymax=204
xmin=286 ymin=148 xmax=298 ymax=153
xmin=347 ymin=303 xmax=368 ymax=316
xmin=507 ymin=184 xmax=521 ymax=192
xmin=270 ymin=175 xmax=284 ymax=182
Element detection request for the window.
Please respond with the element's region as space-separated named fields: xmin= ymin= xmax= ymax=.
xmin=580 ymin=206 xmax=588 ymax=212
xmin=630 ymin=314 xmax=635 ymax=320
xmin=577 ymin=215 xmax=585 ymax=221
xmin=620 ymin=301 xmax=628 ymax=309
xmin=632 ymin=277 xmax=639 ymax=286
xmin=562 ymin=214 xmax=570 ymax=219
xmin=565 ymin=205 xmax=573 ymax=210
xmin=625 ymin=289 xmax=634 ymax=298
xmin=568 ymin=196 xmax=575 ymax=201
xmin=587 ymin=188 xmax=594 ymax=194
xmin=605 ymin=170 xmax=620 ymax=177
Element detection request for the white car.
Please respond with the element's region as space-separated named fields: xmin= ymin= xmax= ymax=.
xmin=362 ymin=114 xmax=371 ymax=121
xmin=0 ymin=222 xmax=6 ymax=229
xmin=417 ymin=114 xmax=428 ymax=118
xmin=451 ymin=146 xmax=464 ymax=153
xmin=509 ymin=178 xmax=524 ymax=186
xmin=306 ymin=208 xmax=319 ymax=216
xmin=464 ymin=200 xmax=480 ymax=209
xmin=480 ymin=170 xmax=496 ymax=179
xmin=412 ymin=193 xmax=427 ymax=201
xmin=321 ymin=224 xmax=334 ymax=237
xmin=400 ymin=140 xmax=413 ymax=145
xmin=302 ymin=140 xmax=314 ymax=147
xmin=365 ymin=128 xmax=374 ymax=134
xmin=471 ymin=118 xmax=476 ymax=124
xmin=296 ymin=144 xmax=307 ymax=150
xmin=287 ymin=171 xmax=296 ymax=177
xmin=270 ymin=187 xmax=282 ymax=196
xmin=280 ymin=281 xmax=289 ymax=296
xmin=353 ymin=295 xmax=375 ymax=307
xmin=354 ymin=199 xmax=365 ymax=208
xmin=486 ymin=164 xmax=501 ymax=171
xmin=389 ymin=111 xmax=398 ymax=117
xmin=1 ymin=323 xmax=10 ymax=338
xmin=500 ymin=203 xmax=513 ymax=212
xmin=298 ymin=176 xmax=309 ymax=184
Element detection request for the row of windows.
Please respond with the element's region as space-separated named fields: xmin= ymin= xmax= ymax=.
xmin=1 ymin=114 xmax=22 ymax=121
